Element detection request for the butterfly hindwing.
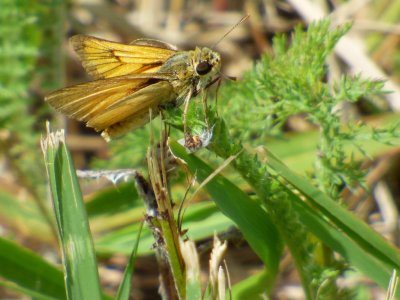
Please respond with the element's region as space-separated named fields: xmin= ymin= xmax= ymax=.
xmin=45 ymin=74 xmax=177 ymax=138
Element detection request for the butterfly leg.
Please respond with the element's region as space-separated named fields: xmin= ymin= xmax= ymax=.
xmin=201 ymin=90 xmax=210 ymax=130
xmin=182 ymin=89 xmax=193 ymax=137
xmin=214 ymin=78 xmax=222 ymax=117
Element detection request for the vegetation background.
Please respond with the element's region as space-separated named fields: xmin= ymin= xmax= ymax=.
xmin=1 ymin=0 xmax=400 ymax=299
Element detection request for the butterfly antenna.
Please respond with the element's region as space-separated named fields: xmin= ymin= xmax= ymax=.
xmin=217 ymin=70 xmax=237 ymax=82
xmin=211 ymin=14 xmax=249 ymax=49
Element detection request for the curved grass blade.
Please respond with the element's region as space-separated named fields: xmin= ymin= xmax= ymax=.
xmin=231 ymin=270 xmax=270 ymax=300
xmin=95 ymin=202 xmax=234 ymax=256
xmin=169 ymin=140 xmax=283 ymax=289
xmin=41 ymin=126 xmax=102 ymax=300
xmin=264 ymin=148 xmax=400 ymax=295
xmin=0 ymin=280 xmax=58 ymax=300
xmin=0 ymin=237 xmax=65 ymax=299
xmin=115 ymin=221 xmax=144 ymax=300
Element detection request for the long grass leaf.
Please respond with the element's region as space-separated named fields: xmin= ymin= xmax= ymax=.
xmin=0 ymin=237 xmax=65 ymax=299
xmin=265 ymin=148 xmax=400 ymax=295
xmin=41 ymin=127 xmax=102 ymax=300
xmin=169 ymin=140 xmax=283 ymax=289
xmin=115 ymin=221 xmax=144 ymax=300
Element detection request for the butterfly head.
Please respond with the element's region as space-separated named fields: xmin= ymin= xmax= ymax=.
xmin=194 ymin=47 xmax=221 ymax=87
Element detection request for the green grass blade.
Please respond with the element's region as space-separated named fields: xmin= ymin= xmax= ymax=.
xmin=115 ymin=221 xmax=144 ymax=300
xmin=231 ymin=270 xmax=270 ymax=300
xmin=0 ymin=190 xmax=52 ymax=243
xmin=265 ymin=148 xmax=400 ymax=293
xmin=169 ymin=141 xmax=283 ymax=287
xmin=265 ymin=113 xmax=400 ymax=174
xmin=86 ymin=183 xmax=140 ymax=218
xmin=0 ymin=280 xmax=59 ymax=300
xmin=95 ymin=202 xmax=234 ymax=255
xmin=0 ymin=237 xmax=65 ymax=299
xmin=41 ymin=128 xmax=102 ymax=300
xmin=289 ymin=192 xmax=396 ymax=289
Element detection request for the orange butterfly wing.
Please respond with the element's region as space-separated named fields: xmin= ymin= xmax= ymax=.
xmin=45 ymin=74 xmax=177 ymax=140
xmin=46 ymin=35 xmax=182 ymax=140
xmin=70 ymin=35 xmax=177 ymax=79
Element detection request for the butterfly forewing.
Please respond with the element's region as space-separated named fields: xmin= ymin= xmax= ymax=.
xmin=130 ymin=38 xmax=178 ymax=51
xmin=71 ymin=35 xmax=177 ymax=79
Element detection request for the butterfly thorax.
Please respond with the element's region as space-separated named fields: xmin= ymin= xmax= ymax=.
xmin=157 ymin=47 xmax=221 ymax=105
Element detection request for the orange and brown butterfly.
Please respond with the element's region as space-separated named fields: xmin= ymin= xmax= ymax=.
xmin=45 ymin=34 xmax=222 ymax=141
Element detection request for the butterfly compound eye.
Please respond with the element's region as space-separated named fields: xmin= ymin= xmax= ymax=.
xmin=196 ymin=61 xmax=212 ymax=75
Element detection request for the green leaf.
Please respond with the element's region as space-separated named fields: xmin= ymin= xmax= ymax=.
xmin=41 ymin=128 xmax=102 ymax=300
xmin=115 ymin=221 xmax=144 ymax=300
xmin=0 ymin=190 xmax=51 ymax=243
xmin=266 ymin=113 xmax=400 ymax=174
xmin=0 ymin=280 xmax=59 ymax=300
xmin=231 ymin=270 xmax=270 ymax=300
xmin=95 ymin=202 xmax=234 ymax=256
xmin=0 ymin=237 xmax=65 ymax=299
xmin=169 ymin=140 xmax=283 ymax=289
xmin=264 ymin=148 xmax=400 ymax=295
xmin=86 ymin=182 xmax=140 ymax=218
xmin=289 ymin=192 xmax=396 ymax=288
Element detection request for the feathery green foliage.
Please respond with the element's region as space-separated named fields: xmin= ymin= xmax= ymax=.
xmin=208 ymin=20 xmax=400 ymax=298
xmin=220 ymin=21 xmax=395 ymax=197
